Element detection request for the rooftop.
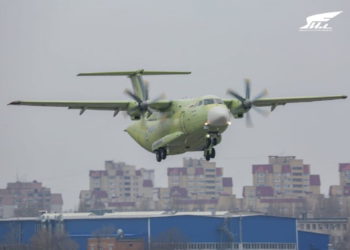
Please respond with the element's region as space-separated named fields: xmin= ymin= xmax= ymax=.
xmin=0 ymin=211 xmax=263 ymax=221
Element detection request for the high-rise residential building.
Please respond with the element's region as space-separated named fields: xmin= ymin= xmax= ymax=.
xmin=0 ymin=181 xmax=63 ymax=218
xmin=157 ymin=158 xmax=234 ymax=211
xmin=328 ymin=163 xmax=350 ymax=217
xmin=329 ymin=163 xmax=350 ymax=197
xmin=79 ymin=161 xmax=155 ymax=212
xmin=241 ymin=156 xmax=321 ymax=216
xmin=251 ymin=156 xmax=319 ymax=197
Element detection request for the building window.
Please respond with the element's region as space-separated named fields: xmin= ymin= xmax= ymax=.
xmin=205 ymin=169 xmax=215 ymax=172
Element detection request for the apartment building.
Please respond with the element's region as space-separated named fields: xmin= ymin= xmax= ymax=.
xmin=251 ymin=156 xmax=320 ymax=197
xmin=0 ymin=181 xmax=63 ymax=218
xmin=79 ymin=161 xmax=155 ymax=211
xmin=241 ymin=156 xmax=321 ymax=216
xmin=328 ymin=163 xmax=350 ymax=217
xmin=157 ymin=158 xmax=234 ymax=211
xmin=329 ymin=163 xmax=350 ymax=197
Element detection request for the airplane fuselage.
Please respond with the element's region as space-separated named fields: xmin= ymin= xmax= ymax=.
xmin=125 ymin=95 xmax=230 ymax=155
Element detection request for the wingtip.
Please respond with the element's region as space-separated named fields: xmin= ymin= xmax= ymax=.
xmin=8 ymin=101 xmax=21 ymax=105
xmin=342 ymin=95 xmax=347 ymax=99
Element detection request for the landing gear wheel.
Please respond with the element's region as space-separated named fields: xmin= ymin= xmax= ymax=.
xmin=205 ymin=150 xmax=211 ymax=161
xmin=156 ymin=150 xmax=162 ymax=162
xmin=160 ymin=148 xmax=167 ymax=160
xmin=210 ymin=148 xmax=216 ymax=158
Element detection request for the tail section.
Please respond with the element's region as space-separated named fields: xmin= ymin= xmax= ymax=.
xmin=77 ymin=69 xmax=191 ymax=101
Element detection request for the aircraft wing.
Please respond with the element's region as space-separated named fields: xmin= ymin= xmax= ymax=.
xmin=8 ymin=100 xmax=173 ymax=115
xmin=252 ymin=95 xmax=347 ymax=110
xmin=8 ymin=100 xmax=132 ymax=116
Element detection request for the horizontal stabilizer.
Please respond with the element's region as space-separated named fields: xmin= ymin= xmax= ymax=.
xmin=77 ymin=69 xmax=191 ymax=77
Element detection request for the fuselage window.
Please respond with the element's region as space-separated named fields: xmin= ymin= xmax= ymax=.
xmin=215 ymin=98 xmax=223 ymax=104
xmin=204 ymin=99 xmax=215 ymax=105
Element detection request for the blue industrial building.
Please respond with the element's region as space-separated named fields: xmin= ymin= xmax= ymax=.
xmin=0 ymin=211 xmax=329 ymax=250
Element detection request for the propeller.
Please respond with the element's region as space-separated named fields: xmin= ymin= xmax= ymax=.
xmin=227 ymin=79 xmax=269 ymax=127
xmin=124 ymin=80 xmax=166 ymax=117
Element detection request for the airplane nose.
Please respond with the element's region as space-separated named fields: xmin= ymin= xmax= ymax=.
xmin=207 ymin=106 xmax=230 ymax=126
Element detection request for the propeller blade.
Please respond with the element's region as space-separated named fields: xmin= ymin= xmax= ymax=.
xmin=124 ymin=89 xmax=143 ymax=104
xmin=252 ymin=89 xmax=268 ymax=102
xmin=252 ymin=106 xmax=270 ymax=117
xmin=227 ymin=89 xmax=245 ymax=103
xmin=245 ymin=112 xmax=253 ymax=128
xmin=245 ymin=79 xmax=251 ymax=99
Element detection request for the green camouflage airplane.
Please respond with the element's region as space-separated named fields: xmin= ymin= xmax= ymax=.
xmin=9 ymin=70 xmax=347 ymax=162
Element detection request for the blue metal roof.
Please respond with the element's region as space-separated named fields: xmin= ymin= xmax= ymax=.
xmin=0 ymin=214 xmax=328 ymax=250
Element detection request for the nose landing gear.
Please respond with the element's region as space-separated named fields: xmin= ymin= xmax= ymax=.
xmin=204 ymin=148 xmax=216 ymax=161
xmin=204 ymin=134 xmax=219 ymax=161
xmin=155 ymin=147 xmax=167 ymax=162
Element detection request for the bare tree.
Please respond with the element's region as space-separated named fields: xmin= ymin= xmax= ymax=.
xmin=29 ymin=230 xmax=78 ymax=250
xmin=313 ymin=197 xmax=342 ymax=218
xmin=334 ymin=223 xmax=350 ymax=250
xmin=78 ymin=200 xmax=89 ymax=212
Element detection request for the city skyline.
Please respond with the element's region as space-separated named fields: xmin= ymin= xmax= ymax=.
xmin=1 ymin=156 xmax=349 ymax=213
xmin=1 ymin=1 xmax=349 ymax=211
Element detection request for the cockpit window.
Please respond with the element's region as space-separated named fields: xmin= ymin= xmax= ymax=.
xmin=204 ymin=99 xmax=214 ymax=105
xmin=215 ymin=98 xmax=223 ymax=104
xmin=202 ymin=98 xmax=223 ymax=105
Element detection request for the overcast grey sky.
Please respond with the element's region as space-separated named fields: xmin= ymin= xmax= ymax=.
xmin=1 ymin=0 xmax=349 ymax=210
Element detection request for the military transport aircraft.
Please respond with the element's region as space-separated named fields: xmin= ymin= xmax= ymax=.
xmin=9 ymin=70 xmax=347 ymax=162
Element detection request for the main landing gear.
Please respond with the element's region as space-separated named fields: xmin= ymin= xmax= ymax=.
xmin=155 ymin=147 xmax=167 ymax=162
xmin=204 ymin=135 xmax=219 ymax=161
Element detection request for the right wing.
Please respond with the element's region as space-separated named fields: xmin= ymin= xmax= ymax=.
xmin=8 ymin=100 xmax=132 ymax=116
xmin=8 ymin=100 xmax=173 ymax=116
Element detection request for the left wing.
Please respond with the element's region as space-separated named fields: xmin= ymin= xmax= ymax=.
xmin=224 ymin=95 xmax=347 ymax=114
xmin=253 ymin=95 xmax=347 ymax=110
xmin=8 ymin=100 xmax=132 ymax=116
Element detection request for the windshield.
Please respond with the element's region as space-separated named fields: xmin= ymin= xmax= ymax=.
xmin=203 ymin=98 xmax=223 ymax=105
